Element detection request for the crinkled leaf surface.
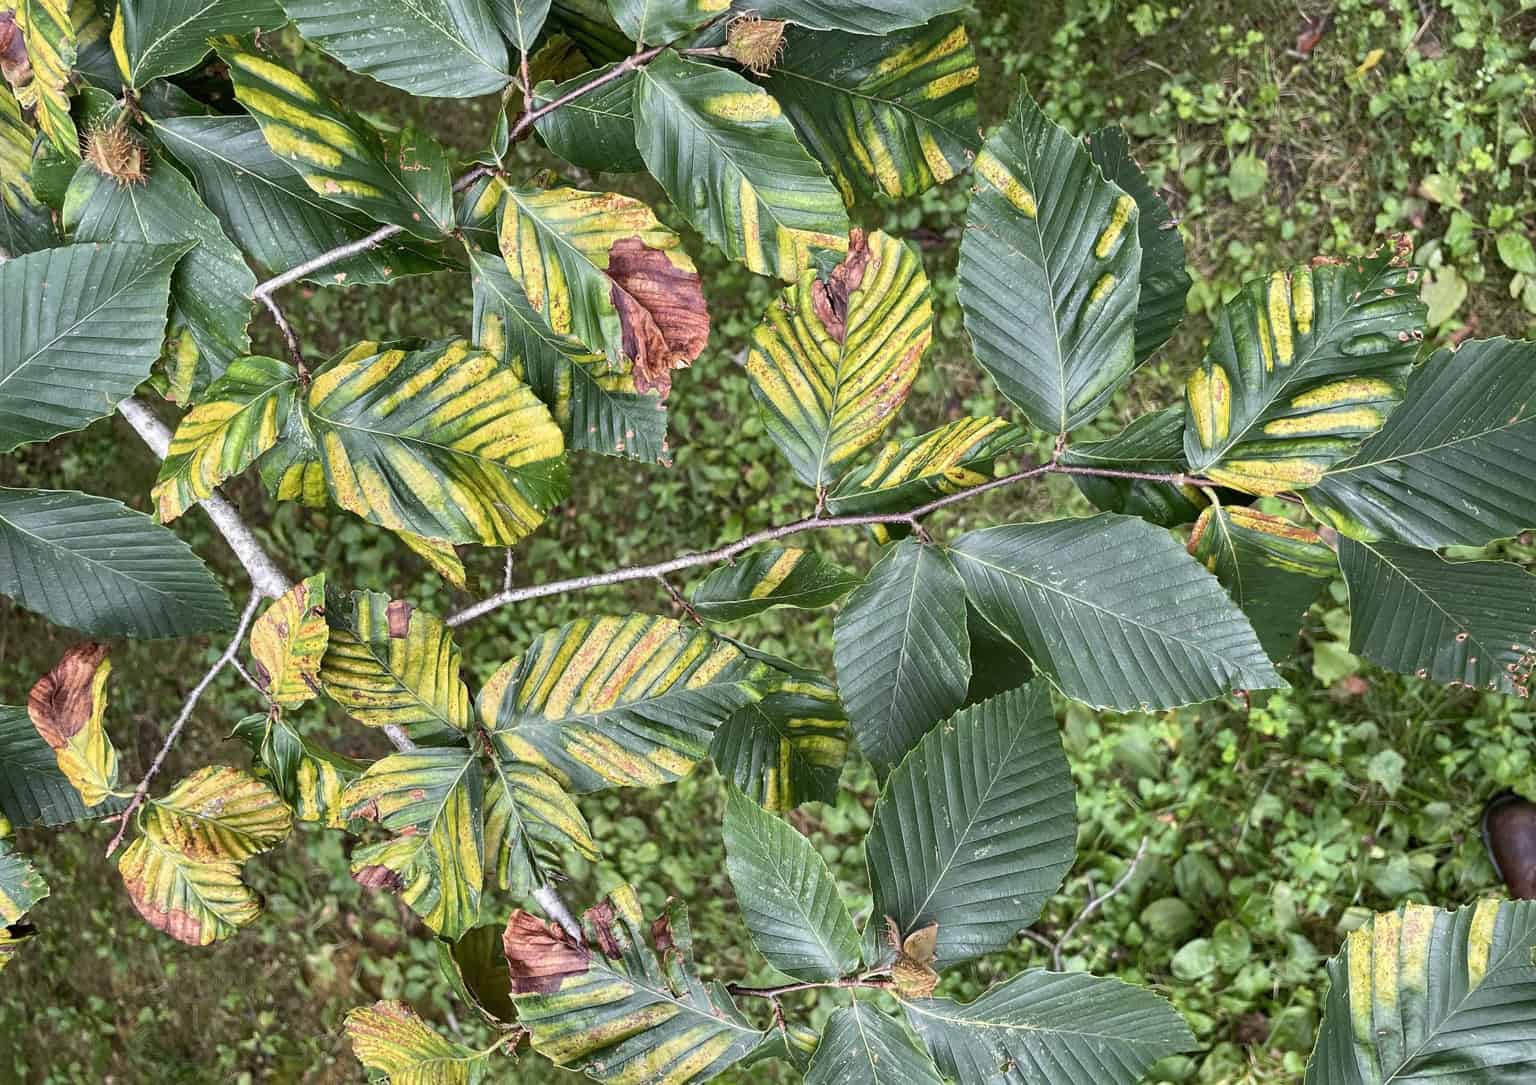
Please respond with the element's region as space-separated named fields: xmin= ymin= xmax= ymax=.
xmin=248 ymin=573 xmax=328 ymax=708
xmin=345 ymin=999 xmax=489 ymax=1084
xmin=826 ymin=416 xmax=1027 ymax=518
xmin=230 ymin=712 xmax=361 ymax=829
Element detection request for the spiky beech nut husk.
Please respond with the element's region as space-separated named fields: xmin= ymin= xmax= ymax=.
xmin=724 ymin=15 xmax=786 ymax=76
xmin=83 ymin=122 xmax=149 ymax=186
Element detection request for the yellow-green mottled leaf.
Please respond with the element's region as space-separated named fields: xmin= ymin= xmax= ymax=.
xmin=110 ymin=0 xmax=285 ymax=85
xmin=633 ymin=50 xmax=849 ymax=281
xmin=396 ymin=531 xmax=467 ymax=589
xmin=688 ymin=547 xmax=858 ymax=622
xmin=230 ymin=712 xmax=362 ymax=830
xmin=827 ymin=416 xmax=1027 ymax=520
xmin=1182 ymin=249 xmax=1427 ymax=495
xmin=0 ymin=836 xmax=47 ymax=924
xmin=26 ymin=642 xmax=118 ymax=807
xmin=320 ymin=590 xmax=471 ymax=745
xmin=767 ymin=18 xmax=979 ymax=204
xmin=504 ymin=885 xmax=765 ymax=1081
xmin=1 ymin=86 xmax=55 ymax=254
xmin=141 ymin=764 xmax=293 ymax=862
xmin=746 ymin=229 xmax=932 ymax=486
xmin=306 ymin=339 xmax=568 ymax=546
xmin=256 ymin=389 xmax=329 ymax=508
xmin=483 ymin=754 xmax=597 ymax=896
xmin=346 ymin=999 xmax=491 ymax=1084
xmin=479 ymin=614 xmax=773 ymax=792
xmin=1306 ymin=900 xmax=1536 ymax=1084
xmin=248 ymin=573 xmax=327 ymax=708
xmin=710 ymin=666 xmax=847 ymax=812
xmin=152 ymin=356 xmax=296 ymax=521
xmin=117 ymin=834 xmax=261 ymax=945
xmin=11 ymin=0 xmax=79 ymax=158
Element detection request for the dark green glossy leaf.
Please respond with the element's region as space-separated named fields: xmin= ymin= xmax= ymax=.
xmin=1060 ymin=407 xmax=1209 ymax=527
xmin=806 ymin=1002 xmax=945 ymax=1085
xmin=689 ymin=547 xmax=859 ymax=621
xmin=735 ymin=0 xmax=966 ymax=34
xmin=532 ymin=63 xmax=643 ymax=173
xmin=0 ymin=706 xmax=126 ymax=828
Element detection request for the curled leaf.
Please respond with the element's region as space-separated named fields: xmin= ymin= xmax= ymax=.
xmin=606 ymin=237 xmax=709 ymax=396
xmin=27 ymin=642 xmax=118 ymax=806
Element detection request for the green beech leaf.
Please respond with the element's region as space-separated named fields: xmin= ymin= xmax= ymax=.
xmin=833 ymin=538 xmax=969 ymax=772
xmin=220 ymin=47 xmax=454 ymax=237
xmin=806 ymin=1002 xmax=946 ymax=1085
xmin=503 ymin=886 xmax=765 ymax=1081
xmin=826 ymin=416 xmax=1027 ymax=520
xmin=1338 ymin=538 xmax=1536 ymax=697
xmin=111 ymin=0 xmax=285 ymax=84
xmin=1086 ymin=125 xmax=1192 ymax=362
xmin=0 ymin=705 xmax=126 ymax=827
xmin=738 ymin=0 xmax=966 ymax=34
xmin=958 ymin=85 xmax=1142 ymax=434
xmin=1 ymin=87 xmax=57 ymax=256
xmin=1305 ymin=337 xmax=1536 ymax=547
xmin=864 ymin=683 xmax=1074 ymax=966
xmin=489 ymin=0 xmax=553 ymax=55
xmin=439 ymin=923 xmax=517 ymax=1024
xmin=0 ymin=836 xmax=48 ymax=926
xmin=467 ymin=242 xmax=667 ymax=463
xmin=345 ymin=999 xmax=490 ymax=1084
xmin=709 ymin=665 xmax=847 ymax=812
xmin=482 ymin=753 xmax=598 ymax=897
xmin=9 ymin=0 xmax=79 ymax=157
xmin=767 ymin=18 xmax=979 ymax=204
xmin=962 ymin=602 xmax=1031 ymax=706
xmin=1306 ymin=900 xmax=1536 ymax=1083
xmin=722 ymin=785 xmax=860 ymax=981
xmin=1182 ymin=249 xmax=1427 ymax=494
xmin=230 ymin=712 xmax=361 ymax=829
xmin=633 ymin=50 xmax=850 ymax=281
xmin=152 ymin=115 xmax=442 ymax=286
xmin=0 ymin=241 xmax=189 ymax=450
xmin=280 ymin=0 xmax=512 ymax=98
xmin=1060 ymin=406 xmax=1209 ymax=527
xmin=1188 ymin=506 xmax=1336 ymax=660
xmin=479 ymin=615 xmax=773 ymax=792
xmin=746 ymin=229 xmax=932 ymax=486
xmin=305 ymin=339 xmax=568 ymax=546
xmin=905 ymin=971 xmax=1195 ymax=1085
xmin=0 ymin=488 xmax=234 ymax=638
xmin=117 ymin=834 xmax=261 ymax=945
xmin=607 ymin=0 xmax=722 ymax=44
xmin=141 ymin=765 xmax=293 ymax=863
xmin=531 ymin=63 xmax=643 ymax=173
xmin=689 ymin=547 xmax=859 ymax=621
xmin=949 ymin=515 xmax=1284 ymax=710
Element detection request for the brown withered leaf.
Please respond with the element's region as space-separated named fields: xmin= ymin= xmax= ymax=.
xmin=27 ymin=642 xmax=110 ymax=749
xmin=607 ymin=237 xmax=709 ymax=398
xmin=0 ymin=12 xmax=30 ymax=90
xmin=503 ymin=910 xmax=590 ymax=994
xmin=811 ymin=228 xmax=872 ymax=342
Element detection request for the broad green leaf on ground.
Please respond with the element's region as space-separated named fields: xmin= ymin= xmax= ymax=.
xmin=489 ymin=0 xmax=552 ymax=54
xmin=248 ymin=574 xmax=328 ymax=708
xmin=220 ymin=47 xmax=454 ymax=237
xmin=1182 ymin=249 xmax=1426 ymax=494
xmin=280 ymin=0 xmax=511 ymax=98
xmin=306 ymin=339 xmax=568 ymax=546
xmin=767 ymin=18 xmax=978 ymax=204
xmin=633 ymin=51 xmax=849 ymax=281
xmin=531 ymin=63 xmax=643 ymax=173
xmin=117 ymin=834 xmax=261 ymax=945
xmin=864 ymin=683 xmax=1073 ymax=966
xmin=746 ymin=229 xmax=932 ymax=486
xmin=504 ymin=885 xmax=764 ymax=1081
xmin=905 ymin=971 xmax=1195 ymax=1085
xmin=321 ymin=590 xmax=472 ymax=744
xmin=0 ymin=705 xmax=125 ymax=827
xmin=689 ymin=547 xmax=859 ymax=621
xmin=958 ymin=86 xmax=1142 ymax=434
xmin=735 ymin=0 xmax=966 ymax=34
xmin=111 ymin=0 xmax=285 ymax=84
xmin=439 ymin=923 xmax=517 ymax=1024
xmin=1 ymin=87 xmax=56 ymax=255
xmin=498 ymin=185 xmax=709 ymax=388
xmin=826 ymin=416 xmax=1027 ymax=518
xmin=1188 ymin=506 xmax=1336 ymax=660
xmin=833 ymin=538 xmax=969 ymax=772
xmin=26 ymin=642 xmax=119 ymax=808
xmin=608 ymin=0 xmax=723 ymax=44
xmin=1060 ymin=406 xmax=1209 ymax=527
xmin=152 ymin=356 xmax=297 ymax=521
xmin=1306 ymin=900 xmax=1536 ymax=1084
xmin=467 ymin=243 xmax=667 ymax=463
xmin=0 ymin=837 xmax=48 ymax=925
xmin=0 ymin=488 xmax=233 ymax=638
xmin=710 ymin=667 xmax=847 ymax=812
xmin=0 ymin=241 xmax=189 ymax=450
xmin=479 ymin=614 xmax=772 ymax=792
xmin=344 ymin=747 xmax=484 ymax=939
xmin=1305 ymin=338 xmax=1536 ymax=548
xmin=230 ymin=712 xmax=361 ymax=829
xmin=1086 ymin=125 xmax=1192 ymax=363
xmin=152 ymin=115 xmax=441 ymax=285
xmin=346 ymin=1000 xmax=490 ymax=1084
xmin=722 ymin=786 xmax=860 ymax=981
xmin=483 ymin=754 xmax=597 ymax=897
xmin=9 ymin=0 xmax=78 ymax=156
xmin=806 ymin=1002 xmax=946 ymax=1085
xmin=64 ymin=153 xmax=256 ymax=393
xmin=141 ymin=765 xmax=292 ymax=863
xmin=950 ymin=516 xmax=1283 ymax=709
xmin=1338 ymin=538 xmax=1536 ymax=697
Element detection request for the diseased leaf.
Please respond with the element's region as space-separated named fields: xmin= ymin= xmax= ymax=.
xmin=439 ymin=923 xmax=517 ymax=1024
xmin=110 ymin=0 xmax=285 ymax=84
xmin=689 ymin=547 xmax=859 ymax=621
xmin=26 ymin=642 xmax=118 ymax=807
xmin=633 ymin=51 xmax=849 ymax=281
xmin=118 ymin=834 xmax=261 ymax=945
xmin=0 ymin=836 xmax=48 ymax=925
xmin=531 ymin=63 xmax=643 ymax=173
xmin=483 ymin=754 xmax=597 ymax=897
xmin=396 ymin=531 xmax=467 ymax=589
xmin=710 ymin=667 xmax=847 ymax=812
xmin=10 ymin=0 xmax=78 ymax=157
xmin=0 ymin=705 xmax=126 ymax=827
xmin=248 ymin=573 xmax=328 ymax=708
xmin=805 ymin=1002 xmax=946 ymax=1085
xmin=1060 ymin=406 xmax=1209 ymax=527
xmin=736 ymin=0 xmax=966 ymax=35
xmin=746 ymin=229 xmax=932 ymax=486
xmin=826 ymin=416 xmax=1027 ymax=520
xmin=345 ymin=999 xmax=490 ymax=1084
xmin=230 ymin=712 xmax=362 ymax=829
xmin=607 ymin=0 xmax=724 ymax=45
xmin=1 ymin=85 xmax=56 ymax=255
xmin=141 ymin=764 xmax=292 ymax=863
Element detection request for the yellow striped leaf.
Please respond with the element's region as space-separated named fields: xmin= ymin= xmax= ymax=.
xmin=709 ymin=667 xmax=847 ymax=812
xmin=478 ymin=614 xmax=773 ymax=792
xmin=688 ymin=547 xmax=859 ymax=621
xmin=504 ymin=886 xmax=765 ymax=1081
xmin=117 ymin=834 xmax=261 ymax=945
xmin=152 ymin=356 xmax=296 ymax=522
xmin=255 ymin=341 xmax=381 ymax=508
xmin=26 ymin=642 xmax=118 ymax=807
xmin=345 ymin=1000 xmax=490 ymax=1085
xmin=746 ymin=229 xmax=932 ymax=486
xmin=1 ymin=85 xmax=55 ymax=253
xmin=11 ymin=0 xmax=79 ymax=159
xmin=397 ymin=531 xmax=467 ymax=589
xmin=767 ymin=18 xmax=979 ymax=204
xmin=483 ymin=755 xmax=597 ymax=896
xmin=826 ymin=415 xmax=1027 ymax=517
xmin=321 ymin=590 xmax=471 ymax=745
xmin=218 ymin=45 xmax=453 ymax=239
xmin=248 ymin=573 xmax=328 ymax=708
xmin=344 ymin=745 xmax=484 ymax=939
xmin=230 ymin=712 xmax=362 ymax=830
xmin=633 ymin=50 xmax=850 ymax=281
xmin=1182 ymin=248 xmax=1427 ymax=495
xmin=306 ymin=338 xmax=567 ymax=546
xmin=141 ymin=764 xmax=293 ymax=863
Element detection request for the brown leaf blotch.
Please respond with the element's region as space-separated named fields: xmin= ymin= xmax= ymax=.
xmin=385 ymin=600 xmax=412 ymax=638
xmin=811 ymin=229 xmax=873 ymax=343
xmin=27 ymin=642 xmax=109 ymax=748
xmin=353 ymin=865 xmax=405 ymax=892
xmin=607 ymin=237 xmax=710 ymax=398
xmin=503 ymin=910 xmax=590 ymax=994
xmin=588 ymin=899 xmax=624 ymax=959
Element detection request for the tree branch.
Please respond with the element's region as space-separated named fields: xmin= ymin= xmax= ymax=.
xmin=726 ymin=976 xmax=894 ymax=999
xmin=533 ymin=883 xmax=582 ymax=941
